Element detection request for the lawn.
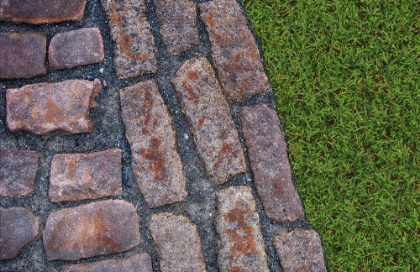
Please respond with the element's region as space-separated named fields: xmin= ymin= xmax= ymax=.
xmin=244 ymin=0 xmax=420 ymax=270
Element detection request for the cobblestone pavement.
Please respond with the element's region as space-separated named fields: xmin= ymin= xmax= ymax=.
xmin=0 ymin=0 xmax=328 ymax=271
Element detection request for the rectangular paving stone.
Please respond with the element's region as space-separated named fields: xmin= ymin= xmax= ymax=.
xmin=49 ymin=149 xmax=122 ymax=202
xmin=154 ymin=0 xmax=199 ymax=55
xmin=241 ymin=105 xmax=304 ymax=223
xmin=100 ymin=0 xmax=158 ymax=79
xmin=216 ymin=186 xmax=269 ymax=272
xmin=120 ymin=80 xmax=187 ymax=208
xmin=0 ymin=32 xmax=46 ymax=79
xmin=199 ymin=0 xmax=270 ymax=103
xmin=43 ymin=199 xmax=140 ymax=261
xmin=6 ymin=79 xmax=102 ymax=135
xmin=171 ymin=58 xmax=246 ymax=185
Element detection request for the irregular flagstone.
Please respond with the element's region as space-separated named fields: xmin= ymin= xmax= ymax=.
xmin=216 ymin=186 xmax=269 ymax=272
xmin=149 ymin=213 xmax=206 ymax=272
xmin=0 ymin=207 xmax=40 ymax=260
xmin=199 ymin=0 xmax=270 ymax=103
xmin=172 ymin=58 xmax=246 ymax=185
xmin=6 ymin=79 xmax=102 ymax=135
xmin=0 ymin=149 xmax=40 ymax=198
xmin=49 ymin=149 xmax=122 ymax=202
xmin=100 ymin=0 xmax=158 ymax=79
xmin=120 ymin=80 xmax=187 ymax=208
xmin=154 ymin=0 xmax=199 ymax=55
xmin=240 ymin=105 xmax=304 ymax=223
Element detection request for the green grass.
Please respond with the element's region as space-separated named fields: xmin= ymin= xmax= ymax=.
xmin=244 ymin=0 xmax=420 ymax=270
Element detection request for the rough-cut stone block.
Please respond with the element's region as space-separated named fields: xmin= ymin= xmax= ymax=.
xmin=154 ymin=0 xmax=199 ymax=55
xmin=6 ymin=79 xmax=102 ymax=135
xmin=49 ymin=149 xmax=122 ymax=202
xmin=0 ymin=32 xmax=46 ymax=79
xmin=0 ymin=0 xmax=87 ymax=24
xmin=172 ymin=58 xmax=246 ymax=185
xmin=0 ymin=207 xmax=40 ymax=260
xmin=274 ymin=229 xmax=327 ymax=272
xmin=120 ymin=80 xmax=187 ymax=208
xmin=199 ymin=0 xmax=270 ymax=103
xmin=241 ymin=105 xmax=304 ymax=223
xmin=149 ymin=213 xmax=206 ymax=272
xmin=100 ymin=0 xmax=158 ymax=79
xmin=0 ymin=149 xmax=40 ymax=198
xmin=216 ymin=186 xmax=269 ymax=272
xmin=49 ymin=28 xmax=104 ymax=70
xmin=43 ymin=199 xmax=140 ymax=261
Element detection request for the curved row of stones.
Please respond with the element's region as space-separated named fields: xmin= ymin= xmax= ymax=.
xmin=0 ymin=0 xmax=327 ymax=271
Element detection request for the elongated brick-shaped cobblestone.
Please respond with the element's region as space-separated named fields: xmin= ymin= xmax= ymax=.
xmin=49 ymin=149 xmax=122 ymax=202
xmin=43 ymin=200 xmax=140 ymax=261
xmin=6 ymin=79 xmax=102 ymax=135
xmin=172 ymin=58 xmax=246 ymax=185
xmin=149 ymin=213 xmax=206 ymax=272
xmin=120 ymin=80 xmax=187 ymax=208
xmin=199 ymin=0 xmax=270 ymax=103
xmin=100 ymin=0 xmax=158 ymax=79
xmin=241 ymin=105 xmax=304 ymax=223
xmin=216 ymin=186 xmax=269 ymax=272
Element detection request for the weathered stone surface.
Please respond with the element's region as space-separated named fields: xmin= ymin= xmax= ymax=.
xmin=172 ymin=58 xmax=246 ymax=185
xmin=43 ymin=199 xmax=140 ymax=261
xmin=216 ymin=186 xmax=269 ymax=272
xmin=199 ymin=0 xmax=270 ymax=103
xmin=154 ymin=0 xmax=199 ymax=55
xmin=0 ymin=149 xmax=40 ymax=198
xmin=0 ymin=0 xmax=87 ymax=24
xmin=0 ymin=32 xmax=46 ymax=79
xmin=120 ymin=80 xmax=187 ymax=208
xmin=100 ymin=0 xmax=158 ymax=79
xmin=0 ymin=207 xmax=40 ymax=260
xmin=49 ymin=149 xmax=122 ymax=202
xmin=274 ymin=229 xmax=327 ymax=272
xmin=149 ymin=213 xmax=206 ymax=272
xmin=49 ymin=28 xmax=104 ymax=70
xmin=240 ymin=105 xmax=304 ymax=223
xmin=6 ymin=79 xmax=102 ymax=135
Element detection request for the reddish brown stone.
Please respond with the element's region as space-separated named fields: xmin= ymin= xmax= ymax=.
xmin=0 ymin=32 xmax=46 ymax=79
xmin=199 ymin=0 xmax=270 ymax=103
xmin=6 ymin=79 xmax=102 ymax=135
xmin=0 ymin=0 xmax=87 ymax=24
xmin=216 ymin=186 xmax=269 ymax=272
xmin=149 ymin=213 xmax=206 ymax=272
xmin=49 ymin=149 xmax=122 ymax=202
xmin=49 ymin=28 xmax=104 ymax=70
xmin=154 ymin=0 xmax=199 ymax=55
xmin=43 ymin=199 xmax=140 ymax=261
xmin=172 ymin=58 xmax=246 ymax=185
xmin=100 ymin=0 xmax=158 ymax=79
xmin=274 ymin=229 xmax=327 ymax=272
xmin=0 ymin=207 xmax=40 ymax=260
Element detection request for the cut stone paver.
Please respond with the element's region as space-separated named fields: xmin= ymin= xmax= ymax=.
xmin=49 ymin=149 xmax=122 ymax=202
xmin=6 ymin=79 xmax=102 ymax=135
xmin=199 ymin=0 xmax=270 ymax=103
xmin=154 ymin=0 xmax=199 ymax=55
xmin=274 ymin=229 xmax=327 ymax=272
xmin=149 ymin=213 xmax=206 ymax=272
xmin=241 ymin=105 xmax=304 ymax=223
xmin=0 ymin=207 xmax=40 ymax=260
xmin=172 ymin=58 xmax=246 ymax=185
xmin=0 ymin=32 xmax=46 ymax=79
xmin=120 ymin=80 xmax=187 ymax=208
xmin=100 ymin=0 xmax=158 ymax=79
xmin=216 ymin=186 xmax=269 ymax=272
xmin=49 ymin=28 xmax=104 ymax=71
xmin=0 ymin=149 xmax=40 ymax=198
